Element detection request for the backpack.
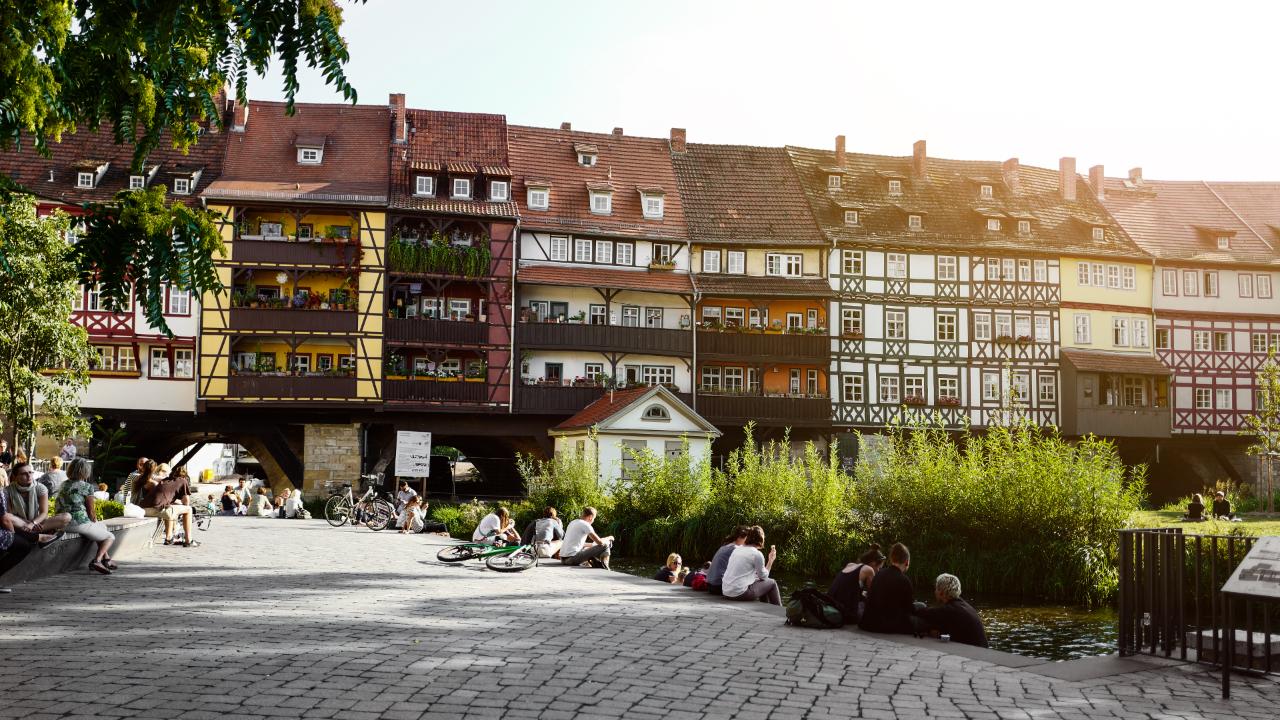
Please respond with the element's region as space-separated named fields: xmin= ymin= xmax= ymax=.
xmin=785 ymin=586 xmax=845 ymax=629
xmin=688 ymin=571 xmax=708 ymax=591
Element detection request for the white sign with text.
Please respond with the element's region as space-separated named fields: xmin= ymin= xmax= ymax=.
xmin=395 ymin=431 xmax=433 ymax=477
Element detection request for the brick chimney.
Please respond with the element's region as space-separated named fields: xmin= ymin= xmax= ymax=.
xmin=1002 ymin=158 xmax=1020 ymax=194
xmin=669 ymin=128 xmax=687 ymax=153
xmin=1088 ymin=164 xmax=1105 ymax=200
xmin=230 ymin=98 xmax=249 ymax=132
xmin=560 ymin=122 xmax=572 ymax=131
xmin=1059 ymin=157 xmax=1077 ymax=201
xmin=612 ymin=127 xmax=624 ymax=136
xmin=912 ymin=140 xmax=927 ymax=180
xmin=389 ymin=93 xmax=407 ymax=144
xmin=1129 ymin=167 xmax=1143 ymax=184
xmin=835 ymin=135 xmax=846 ymax=166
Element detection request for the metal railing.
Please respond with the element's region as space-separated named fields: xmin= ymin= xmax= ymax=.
xmin=1118 ymin=528 xmax=1278 ymax=677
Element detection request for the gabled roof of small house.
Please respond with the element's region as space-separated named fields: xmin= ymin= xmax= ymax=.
xmin=551 ymin=385 xmax=719 ymax=436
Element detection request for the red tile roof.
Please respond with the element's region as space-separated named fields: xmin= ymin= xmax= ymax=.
xmin=389 ymin=109 xmax=518 ymax=219
xmin=1061 ymin=348 xmax=1171 ymax=375
xmin=553 ymin=386 xmax=654 ymax=430
xmin=1203 ymin=182 xmax=1280 ymax=259
xmin=1101 ymin=178 xmax=1279 ymax=266
xmin=517 ymin=263 xmax=694 ymax=295
xmin=204 ymin=101 xmax=390 ymax=205
xmin=673 ymin=144 xmax=826 ymax=246
xmin=508 ymin=125 xmax=688 ymax=241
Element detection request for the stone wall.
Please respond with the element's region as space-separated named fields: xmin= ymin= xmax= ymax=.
xmin=303 ymin=423 xmax=361 ymax=499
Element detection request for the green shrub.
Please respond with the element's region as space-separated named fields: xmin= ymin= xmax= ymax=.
xmin=517 ymin=440 xmax=612 ymax=520
xmin=94 ymin=500 xmax=124 ymax=520
xmin=429 ymin=499 xmax=490 ymax=538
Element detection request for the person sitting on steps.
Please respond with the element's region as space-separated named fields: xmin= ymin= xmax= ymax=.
xmin=5 ymin=461 xmax=72 ymax=539
xmin=706 ymin=525 xmax=750 ymax=596
xmin=828 ymin=543 xmax=885 ymax=623
xmin=859 ymin=542 xmax=925 ymax=635
xmin=0 ymin=469 xmax=64 ymax=578
xmin=56 ymin=459 xmax=119 ymax=575
xmin=914 ymin=573 xmax=988 ymax=648
xmin=559 ymin=507 xmax=613 ymax=569
xmin=722 ymin=525 xmax=781 ymax=605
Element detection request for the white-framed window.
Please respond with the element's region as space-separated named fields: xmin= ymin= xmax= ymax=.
xmin=1193 ymin=330 xmax=1211 ymax=351
xmin=724 ymin=307 xmax=745 ymax=327
xmin=886 ymin=253 xmax=907 ymax=279
xmin=1162 ymin=269 xmax=1178 ymax=296
xmin=1033 ymin=259 xmax=1047 ymax=283
xmin=766 ymin=253 xmax=802 ymax=277
xmin=727 ymin=250 xmax=745 ymax=274
xmin=1258 ymin=275 xmax=1273 ymax=298
xmin=595 ymin=240 xmax=614 ymax=265
xmin=452 ymin=178 xmax=472 ymax=199
xmin=1037 ymin=374 xmax=1056 ymax=403
xmin=1077 ymin=261 xmax=1092 ymax=286
xmin=1214 ymin=331 xmax=1230 ymax=352
xmin=1216 ymin=388 xmax=1233 ymax=409
xmin=885 ymin=310 xmax=906 ymax=340
xmin=1240 ymin=273 xmax=1254 ymax=298
xmin=982 ymin=371 xmax=1000 ymax=401
xmin=1123 ymin=376 xmax=1147 ymax=407
xmin=1018 ymin=260 xmax=1031 ymax=282
xmin=1092 ymin=227 xmax=1105 ymax=241
xmin=938 ymin=376 xmax=959 ymax=400
xmin=1133 ymin=318 xmax=1150 ymax=348
xmin=528 ymin=187 xmax=549 ymax=209
xmin=652 ymin=243 xmax=673 ymax=265
xmin=549 ymin=236 xmax=569 ymax=262
xmin=1106 ymin=264 xmax=1121 ymax=289
xmin=92 ymin=346 xmax=114 ymax=371
xmin=904 ymin=376 xmax=925 ymax=400
xmin=1005 ymin=259 xmax=1017 ymax=282
xmin=173 ymin=349 xmax=193 ymax=378
xmin=908 ymin=214 xmax=923 ymax=230
xmin=1034 ymin=315 xmax=1050 ymax=342
xmin=842 ymin=375 xmax=865 ymax=403
xmin=888 ymin=179 xmax=902 ymax=194
xmin=748 ymin=307 xmax=767 ymax=328
xmin=702 ymin=250 xmax=721 ymax=273
xmin=167 ymin=287 xmax=191 ymax=315
xmin=1204 ymin=271 xmax=1219 ymax=297
xmin=1113 ymin=317 xmax=1130 ymax=347
xmin=116 ymin=346 xmax=137 ymax=372
xmin=71 ymin=289 xmax=84 ymax=311
xmin=1090 ymin=263 xmax=1104 ymax=287
xmin=297 ymin=147 xmax=322 ymax=164
xmin=1074 ymin=314 xmax=1091 ymax=344
xmin=937 ymin=256 xmax=957 ymax=281
xmin=701 ymin=306 xmax=722 ymax=323
xmin=616 ymin=242 xmax=634 ymax=266
xmin=844 ymin=210 xmax=859 ymax=225
xmin=1194 ymin=387 xmax=1212 ymax=409
xmin=415 ymin=176 xmax=434 ymax=195
xmin=641 ymin=365 xmax=674 ymax=387
xmin=172 ymin=178 xmax=191 ymax=195
xmin=150 ymin=348 xmax=170 ymax=378
xmin=724 ymin=366 xmax=744 ymax=392
xmin=590 ymin=191 xmax=612 ymax=215
xmin=1156 ymin=328 xmax=1171 ymax=350
xmin=974 ymin=314 xmax=991 ymax=341
xmin=574 ymin=238 xmax=592 ymax=263
xmin=129 ymin=175 xmax=145 ymax=190
xmin=1217 ymin=236 xmax=1231 ymax=250
xmin=1253 ymin=333 xmax=1269 ymax=353
xmin=1011 ymin=371 xmax=1030 ymax=401
xmin=986 ymin=218 xmax=1001 ymax=232
xmin=980 ymin=184 xmax=993 ymax=199
xmin=986 ymin=257 xmax=1000 ymax=280
xmin=700 ymin=365 xmax=722 ymax=390
xmin=622 ymin=306 xmax=641 ymax=327
xmin=995 ymin=314 xmax=1012 ymax=338
xmin=448 ymin=299 xmax=471 ymax=320
xmin=1018 ymin=219 xmax=1031 ymax=235
xmin=879 ymin=376 xmax=900 ymax=404
xmin=936 ymin=313 xmax=957 ymax=342
xmin=827 ymin=174 xmax=842 ymax=190
xmin=489 ymin=180 xmax=509 ymax=201
xmin=1015 ymin=315 xmax=1031 ymax=339
xmin=1183 ymin=270 xmax=1199 ymax=296
xmin=1122 ymin=266 xmax=1136 ymax=290
xmin=786 ymin=313 xmax=803 ymax=330
xmin=77 ymin=172 xmax=95 ymax=188
xmin=841 ymin=307 xmax=863 ymax=335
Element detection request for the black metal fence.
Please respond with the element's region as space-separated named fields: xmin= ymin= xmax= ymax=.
xmin=1118 ymin=528 xmax=1278 ymax=676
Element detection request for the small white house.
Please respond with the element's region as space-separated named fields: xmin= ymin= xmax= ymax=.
xmin=549 ymin=385 xmax=720 ymax=485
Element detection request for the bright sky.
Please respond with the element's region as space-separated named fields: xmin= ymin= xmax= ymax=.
xmin=250 ymin=0 xmax=1280 ymax=181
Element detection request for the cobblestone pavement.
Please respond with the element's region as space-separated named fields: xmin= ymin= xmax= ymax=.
xmin=1 ymin=518 xmax=1276 ymax=719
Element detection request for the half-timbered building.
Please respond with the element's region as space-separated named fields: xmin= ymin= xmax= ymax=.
xmin=509 ymin=124 xmax=695 ymax=418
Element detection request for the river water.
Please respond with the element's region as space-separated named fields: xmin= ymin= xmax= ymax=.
xmin=612 ymin=558 xmax=1117 ymax=662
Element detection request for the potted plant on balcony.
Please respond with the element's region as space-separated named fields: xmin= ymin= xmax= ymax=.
xmin=766 ymin=319 xmax=784 ymax=334
xmin=465 ymin=362 xmax=486 ymax=382
xmin=841 ymin=329 xmax=864 ymax=339
xmin=903 ymin=394 xmax=927 ymax=406
xmin=570 ymin=310 xmax=586 ymax=324
xmin=938 ymin=396 xmax=962 ymax=407
xmin=1016 ymin=334 xmax=1033 ymax=344
xmin=995 ymin=334 xmax=1014 ymax=344
xmin=649 ymin=260 xmax=676 ymax=271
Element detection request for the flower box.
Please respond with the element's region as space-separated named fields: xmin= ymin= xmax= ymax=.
xmin=648 ymin=262 xmax=677 ymax=271
xmin=903 ymin=395 xmax=927 ymax=406
xmin=995 ymin=335 xmax=1015 ymax=344
xmin=841 ymin=331 xmax=865 ymax=340
xmin=938 ymin=396 xmax=962 ymax=407
xmin=1016 ymin=335 xmax=1033 ymax=344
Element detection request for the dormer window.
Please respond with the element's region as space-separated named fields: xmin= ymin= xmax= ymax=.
xmin=1092 ymin=227 xmax=1105 ymax=241
xmin=642 ymin=193 xmax=664 ymax=219
xmin=129 ymin=175 xmax=145 ymax=190
xmin=1217 ymin=236 xmax=1230 ymax=250
xmin=452 ymin=178 xmax=472 ymax=199
xmin=590 ymin=190 xmax=612 ymax=215
xmin=490 ymin=180 xmax=509 ymax=202
xmin=172 ymin=178 xmax=191 ymax=195
xmin=827 ymin=174 xmax=842 ymax=190
xmin=1018 ymin=220 xmax=1031 ymax=234
xmin=415 ymin=176 xmax=434 ymax=196
xmin=297 ymin=147 xmax=322 ymax=164
xmin=908 ymin=214 xmax=923 ymax=230
xmin=77 ymin=172 xmax=95 ymax=189
xmin=528 ymin=185 xmax=550 ymax=210
xmin=578 ymin=152 xmax=596 ymax=167
xmin=980 ymin=184 xmax=993 ymax=199
xmin=986 ymin=218 xmax=1001 ymax=232
xmin=844 ymin=210 xmax=859 ymax=226
xmin=642 ymin=404 xmax=670 ymax=421
xmin=888 ymin=179 xmax=902 ymax=195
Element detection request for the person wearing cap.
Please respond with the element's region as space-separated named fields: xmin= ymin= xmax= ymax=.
xmin=914 ymin=573 xmax=988 ymax=648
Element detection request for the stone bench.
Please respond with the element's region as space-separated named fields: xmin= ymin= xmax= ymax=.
xmin=0 ymin=517 xmax=154 ymax=585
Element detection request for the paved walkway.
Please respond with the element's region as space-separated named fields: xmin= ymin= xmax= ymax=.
xmin=1 ymin=519 xmax=1276 ymax=720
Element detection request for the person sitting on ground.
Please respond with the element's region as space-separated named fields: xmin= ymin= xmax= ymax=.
xmin=38 ymin=456 xmax=68 ymax=495
xmin=472 ymin=506 xmax=519 ymax=545
xmin=399 ymin=495 xmax=426 ymax=534
xmin=272 ymin=491 xmax=287 ymax=517
xmin=93 ymin=483 xmax=110 ymax=501
xmin=57 ymin=458 xmax=118 ymax=575
xmin=859 ymin=542 xmax=923 ymax=635
xmin=521 ymin=507 xmax=565 ymax=558
xmin=829 ymin=543 xmax=886 ymax=623
xmin=283 ymin=488 xmax=305 ymax=519
xmin=706 ymin=526 xmax=750 ymax=596
xmin=234 ymin=477 xmax=252 ymax=508
xmin=559 ymin=507 xmax=613 ymax=569
xmin=914 ymin=573 xmax=988 ymax=648
xmin=395 ymin=480 xmax=418 ymax=513
xmin=59 ymin=438 xmax=77 ymax=463
xmin=723 ymin=526 xmax=780 ymax=605
xmin=0 ymin=469 xmax=63 ymax=578
xmin=654 ymin=553 xmax=684 ymax=583
xmin=138 ymin=460 xmax=196 ymax=546
xmin=203 ymin=493 xmax=219 ymax=515
xmin=684 ymin=561 xmax=711 ymax=589
xmin=1211 ymin=491 xmax=1235 ymax=520
xmin=219 ymin=485 xmax=239 ymax=515
xmin=248 ymin=487 xmax=275 ymax=517
xmin=1184 ymin=493 xmax=1207 ymax=522
xmin=5 ymin=461 xmax=72 ymax=537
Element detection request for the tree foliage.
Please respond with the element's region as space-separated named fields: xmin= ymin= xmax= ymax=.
xmin=1242 ymin=348 xmax=1280 ymax=513
xmin=0 ymin=195 xmax=90 ymax=451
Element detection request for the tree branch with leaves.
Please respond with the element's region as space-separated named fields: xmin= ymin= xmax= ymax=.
xmin=1242 ymin=348 xmax=1280 ymax=513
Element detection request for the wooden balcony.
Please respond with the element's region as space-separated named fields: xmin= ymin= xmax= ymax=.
xmin=515 ymin=384 xmax=693 ymax=414
xmin=226 ymin=374 xmax=357 ymax=399
xmin=696 ymin=330 xmax=828 ymax=363
xmin=697 ymin=393 xmax=832 ymax=427
xmin=386 ymin=317 xmax=490 ymax=346
xmin=518 ymin=322 xmax=691 ymax=356
xmin=234 ymin=238 xmax=360 ymax=267
xmin=384 ymin=378 xmax=490 ymax=404
xmin=229 ymin=308 xmax=358 ymax=333
xmin=1067 ymin=406 xmax=1171 ymax=439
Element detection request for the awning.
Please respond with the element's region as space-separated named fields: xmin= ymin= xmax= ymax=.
xmin=1061 ymin=348 xmax=1172 ymax=375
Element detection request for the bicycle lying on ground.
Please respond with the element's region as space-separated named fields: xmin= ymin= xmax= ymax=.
xmin=325 ymin=474 xmax=395 ymax=531
xmin=435 ymin=539 xmax=541 ymax=572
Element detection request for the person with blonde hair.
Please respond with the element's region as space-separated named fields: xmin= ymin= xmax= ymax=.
xmin=653 ymin=552 xmax=686 ymax=584
xmin=39 ymin=456 xmax=68 ymax=495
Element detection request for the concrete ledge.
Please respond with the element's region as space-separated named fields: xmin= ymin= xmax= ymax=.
xmin=0 ymin=517 xmax=153 ymax=585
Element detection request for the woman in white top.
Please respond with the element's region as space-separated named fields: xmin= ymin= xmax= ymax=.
xmin=248 ymin=487 xmax=275 ymax=517
xmin=472 ymin=506 xmax=518 ymax=544
xmin=721 ymin=525 xmax=781 ymax=605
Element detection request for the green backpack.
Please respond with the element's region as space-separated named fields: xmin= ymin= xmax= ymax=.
xmin=785 ymin=586 xmax=845 ymax=628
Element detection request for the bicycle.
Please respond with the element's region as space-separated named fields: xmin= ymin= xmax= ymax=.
xmin=325 ymin=474 xmax=395 ymax=531
xmin=436 ymin=538 xmax=540 ymax=572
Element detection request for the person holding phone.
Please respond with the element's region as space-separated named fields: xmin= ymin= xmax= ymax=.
xmin=722 ymin=525 xmax=780 ymax=605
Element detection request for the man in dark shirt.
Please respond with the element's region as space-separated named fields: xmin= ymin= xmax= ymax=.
xmin=859 ymin=542 xmax=919 ymax=635
xmin=1211 ymin=491 xmax=1234 ymax=520
xmin=0 ymin=440 xmax=13 ymax=468
xmin=915 ymin=573 xmax=988 ymax=647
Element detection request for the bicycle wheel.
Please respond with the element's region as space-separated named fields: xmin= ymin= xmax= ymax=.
xmin=486 ymin=547 xmax=538 ymax=573
xmin=365 ymin=500 xmax=394 ymax=531
xmin=325 ymin=496 xmax=351 ymax=527
xmin=436 ymin=545 xmax=483 ymax=563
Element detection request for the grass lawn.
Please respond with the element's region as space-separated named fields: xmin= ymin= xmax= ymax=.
xmin=1131 ymin=510 xmax=1280 ymax=537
